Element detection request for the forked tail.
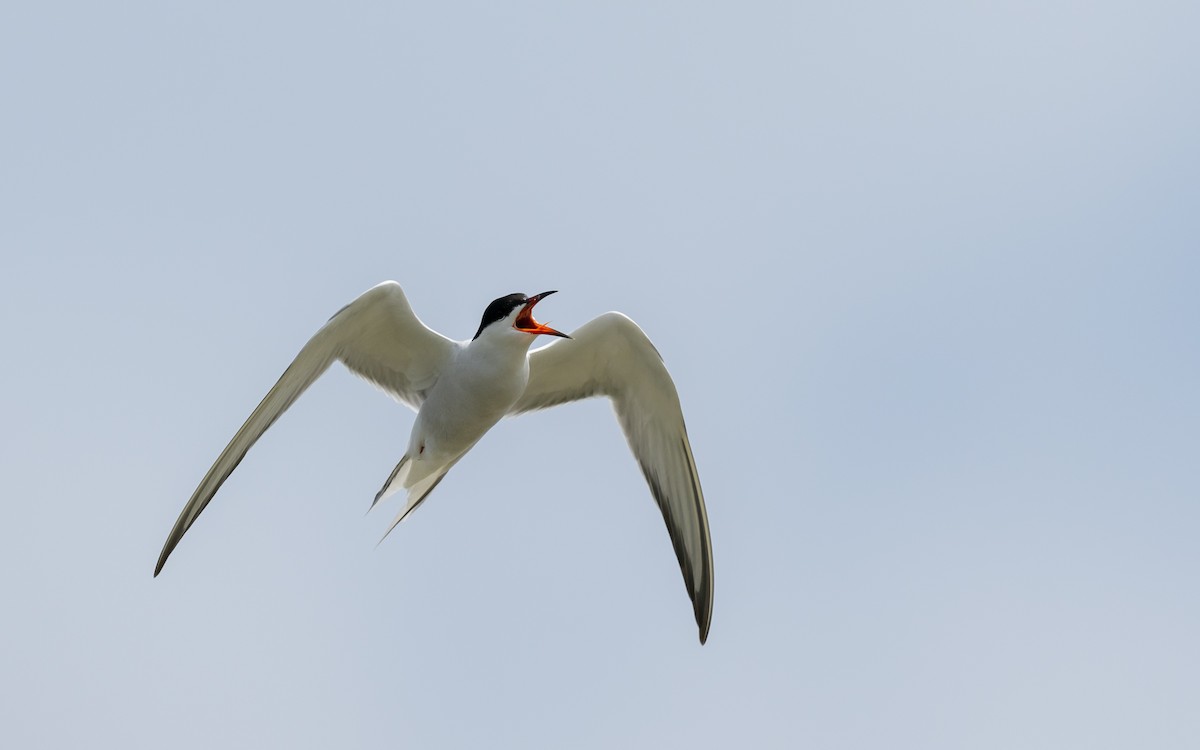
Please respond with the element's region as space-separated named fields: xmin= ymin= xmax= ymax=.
xmin=369 ymin=453 xmax=460 ymax=544
xmin=371 ymin=454 xmax=412 ymax=510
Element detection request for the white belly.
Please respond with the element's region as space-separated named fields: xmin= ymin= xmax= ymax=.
xmin=404 ymin=347 xmax=529 ymax=474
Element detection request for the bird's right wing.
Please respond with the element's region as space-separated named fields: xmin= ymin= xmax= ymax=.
xmin=154 ymin=281 xmax=457 ymax=576
xmin=511 ymin=312 xmax=714 ymax=643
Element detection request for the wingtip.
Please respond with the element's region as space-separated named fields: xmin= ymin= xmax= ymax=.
xmin=154 ymin=541 xmax=175 ymax=578
xmin=695 ymin=585 xmax=712 ymax=644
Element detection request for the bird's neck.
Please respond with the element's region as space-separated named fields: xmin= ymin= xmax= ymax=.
xmin=465 ymin=327 xmax=537 ymax=365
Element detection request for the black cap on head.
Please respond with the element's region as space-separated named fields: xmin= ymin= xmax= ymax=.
xmin=473 ymin=293 xmax=528 ymax=340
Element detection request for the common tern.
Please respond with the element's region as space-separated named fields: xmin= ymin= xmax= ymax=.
xmin=155 ymin=282 xmax=714 ymax=643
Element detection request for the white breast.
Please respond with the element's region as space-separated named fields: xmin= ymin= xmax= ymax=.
xmin=407 ymin=337 xmax=531 ymax=463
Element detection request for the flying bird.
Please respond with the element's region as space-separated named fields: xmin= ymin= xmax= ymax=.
xmin=155 ymin=283 xmax=714 ymax=643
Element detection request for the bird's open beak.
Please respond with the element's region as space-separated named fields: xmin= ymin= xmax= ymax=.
xmin=514 ymin=290 xmax=570 ymax=338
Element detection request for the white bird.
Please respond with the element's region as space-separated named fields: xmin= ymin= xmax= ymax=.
xmin=155 ymin=282 xmax=714 ymax=643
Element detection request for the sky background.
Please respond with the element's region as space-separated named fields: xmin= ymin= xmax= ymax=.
xmin=2 ymin=2 xmax=1198 ymax=748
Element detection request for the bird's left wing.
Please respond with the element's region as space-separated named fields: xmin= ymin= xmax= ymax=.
xmin=510 ymin=312 xmax=714 ymax=643
xmin=154 ymin=281 xmax=457 ymax=576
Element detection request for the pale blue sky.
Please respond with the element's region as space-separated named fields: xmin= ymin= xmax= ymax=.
xmin=2 ymin=2 xmax=1198 ymax=748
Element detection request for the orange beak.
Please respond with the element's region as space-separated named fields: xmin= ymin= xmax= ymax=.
xmin=514 ymin=291 xmax=570 ymax=338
